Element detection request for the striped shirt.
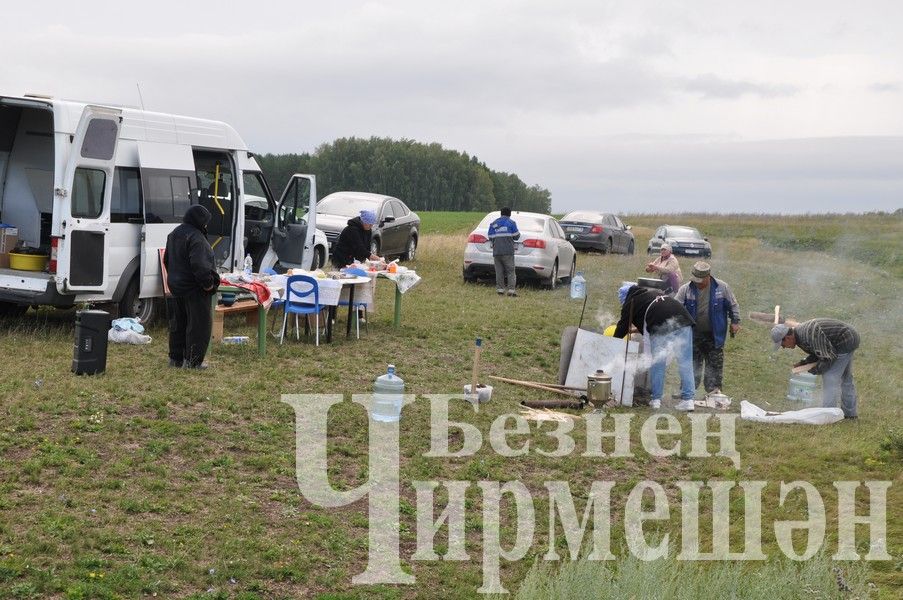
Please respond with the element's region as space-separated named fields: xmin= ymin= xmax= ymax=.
xmin=794 ymin=319 xmax=860 ymax=373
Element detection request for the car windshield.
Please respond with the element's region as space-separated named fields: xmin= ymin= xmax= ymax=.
xmin=667 ymin=226 xmax=702 ymax=239
xmin=317 ymin=196 xmax=381 ymax=217
xmin=478 ymin=213 xmax=546 ymax=232
xmin=561 ymin=211 xmax=603 ymax=223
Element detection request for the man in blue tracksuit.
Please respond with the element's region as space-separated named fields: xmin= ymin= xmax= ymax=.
xmin=675 ymin=261 xmax=741 ymax=395
xmin=487 ymin=207 xmax=520 ymax=296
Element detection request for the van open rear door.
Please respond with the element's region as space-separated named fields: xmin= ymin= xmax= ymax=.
xmin=136 ymin=142 xmax=195 ymax=298
xmin=57 ymin=106 xmax=121 ymax=292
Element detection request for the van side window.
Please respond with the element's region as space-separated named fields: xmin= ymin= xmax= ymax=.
xmin=193 ymin=151 xmax=234 ymax=239
xmin=111 ymin=168 xmax=143 ymax=223
xmin=71 ymin=168 xmax=105 ymax=218
xmin=144 ymin=171 xmax=193 ymax=224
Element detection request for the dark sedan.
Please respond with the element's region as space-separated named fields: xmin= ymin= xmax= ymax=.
xmin=647 ymin=225 xmax=712 ymax=257
xmin=316 ymin=191 xmax=421 ymax=261
xmin=559 ymin=211 xmax=635 ymax=254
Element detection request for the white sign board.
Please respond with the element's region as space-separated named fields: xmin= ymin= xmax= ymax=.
xmin=565 ymin=329 xmax=641 ymax=406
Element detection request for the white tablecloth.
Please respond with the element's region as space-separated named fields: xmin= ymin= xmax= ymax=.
xmin=268 ymin=274 xmax=373 ymax=308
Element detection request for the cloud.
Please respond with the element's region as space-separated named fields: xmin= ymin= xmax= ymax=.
xmin=681 ymin=74 xmax=800 ymax=99
xmin=869 ymin=82 xmax=900 ymax=93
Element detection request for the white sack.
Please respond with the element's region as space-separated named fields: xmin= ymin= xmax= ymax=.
xmin=108 ymin=328 xmax=152 ymax=345
xmin=739 ymin=400 xmax=844 ymax=425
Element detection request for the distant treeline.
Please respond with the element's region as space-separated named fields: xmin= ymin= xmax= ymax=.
xmin=256 ymin=137 xmax=551 ymax=213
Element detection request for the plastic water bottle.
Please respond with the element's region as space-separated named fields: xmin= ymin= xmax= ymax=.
xmin=243 ymin=254 xmax=253 ymax=277
xmin=372 ymin=364 xmax=404 ymax=423
xmin=570 ymin=271 xmax=586 ymax=299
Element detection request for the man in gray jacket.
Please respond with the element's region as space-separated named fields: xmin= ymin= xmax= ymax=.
xmin=772 ymin=319 xmax=861 ymax=418
xmin=487 ymin=208 xmax=520 ymax=296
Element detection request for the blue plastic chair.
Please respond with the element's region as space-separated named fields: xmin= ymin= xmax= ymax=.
xmin=338 ymin=268 xmax=370 ymax=338
xmin=280 ymin=275 xmax=323 ymax=345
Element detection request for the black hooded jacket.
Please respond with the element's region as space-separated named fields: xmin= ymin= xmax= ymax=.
xmin=164 ymin=205 xmax=220 ymax=296
xmin=614 ymin=286 xmax=695 ymax=338
xmin=332 ymin=217 xmax=372 ymax=267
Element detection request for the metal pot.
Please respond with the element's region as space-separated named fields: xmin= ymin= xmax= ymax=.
xmin=587 ymin=370 xmax=612 ymax=404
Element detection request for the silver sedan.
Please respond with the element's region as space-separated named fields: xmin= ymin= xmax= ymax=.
xmin=462 ymin=211 xmax=577 ymax=288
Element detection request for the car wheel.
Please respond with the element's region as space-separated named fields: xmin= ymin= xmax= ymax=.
xmin=606 ymin=238 xmax=613 ymax=254
xmin=370 ymin=238 xmax=380 ymax=257
xmin=545 ymin=261 xmax=559 ymax=289
xmin=119 ymin=278 xmax=156 ymax=326
xmin=402 ymin=236 xmax=417 ymax=261
xmin=462 ymin=268 xmax=476 ymax=283
xmin=627 ymin=240 xmax=635 ymax=255
xmin=562 ymin=257 xmax=576 ymax=284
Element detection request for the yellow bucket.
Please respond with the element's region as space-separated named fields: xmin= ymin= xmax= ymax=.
xmin=9 ymin=252 xmax=49 ymax=271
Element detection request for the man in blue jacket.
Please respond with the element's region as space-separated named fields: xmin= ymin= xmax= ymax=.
xmin=487 ymin=208 xmax=520 ymax=296
xmin=675 ymin=262 xmax=741 ymax=396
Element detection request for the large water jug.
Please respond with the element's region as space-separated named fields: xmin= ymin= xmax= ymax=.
xmin=570 ymin=271 xmax=586 ymax=299
xmin=787 ymin=372 xmax=817 ymax=402
xmin=372 ymin=364 xmax=404 ymax=422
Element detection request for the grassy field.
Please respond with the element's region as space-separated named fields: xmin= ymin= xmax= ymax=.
xmin=0 ymin=212 xmax=900 ymax=599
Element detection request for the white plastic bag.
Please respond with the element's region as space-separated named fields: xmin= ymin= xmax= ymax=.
xmin=739 ymin=400 xmax=844 ymax=425
xmin=108 ymin=328 xmax=152 ymax=345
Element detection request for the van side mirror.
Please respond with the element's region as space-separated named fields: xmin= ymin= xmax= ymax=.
xmin=704 ymin=237 xmax=709 ymax=241
xmin=626 ymin=225 xmax=632 ymax=230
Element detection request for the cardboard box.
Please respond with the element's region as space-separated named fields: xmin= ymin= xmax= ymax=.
xmin=0 ymin=227 xmax=19 ymax=269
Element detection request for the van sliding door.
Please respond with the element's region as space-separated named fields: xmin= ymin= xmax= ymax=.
xmin=58 ymin=106 xmax=121 ymax=292
xmin=136 ymin=142 xmax=195 ymax=299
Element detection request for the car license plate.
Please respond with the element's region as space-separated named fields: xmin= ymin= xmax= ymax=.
xmin=685 ymin=249 xmax=699 ymax=254
xmin=566 ymin=227 xmax=582 ymax=232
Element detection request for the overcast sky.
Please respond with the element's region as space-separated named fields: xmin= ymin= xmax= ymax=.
xmin=2 ymin=1 xmax=902 ymax=213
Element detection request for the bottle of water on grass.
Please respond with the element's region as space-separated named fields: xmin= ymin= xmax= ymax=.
xmin=372 ymin=364 xmax=404 ymax=423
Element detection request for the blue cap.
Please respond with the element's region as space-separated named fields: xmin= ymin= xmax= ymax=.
xmin=618 ymin=282 xmax=637 ymax=305
xmin=360 ymin=209 xmax=377 ymax=225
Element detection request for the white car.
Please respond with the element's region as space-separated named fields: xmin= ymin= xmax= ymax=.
xmin=463 ymin=211 xmax=577 ymax=288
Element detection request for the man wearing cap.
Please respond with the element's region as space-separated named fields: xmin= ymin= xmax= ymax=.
xmin=332 ymin=209 xmax=381 ymax=268
xmin=487 ymin=207 xmax=521 ymax=296
xmin=645 ymin=244 xmax=682 ymax=294
xmin=772 ymin=319 xmax=860 ymax=418
xmin=675 ymin=261 xmax=741 ymax=397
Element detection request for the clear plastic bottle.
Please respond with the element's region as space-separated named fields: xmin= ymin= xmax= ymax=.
xmin=570 ymin=271 xmax=586 ymax=299
xmin=243 ymin=254 xmax=253 ymax=277
xmin=372 ymin=364 xmax=404 ymax=423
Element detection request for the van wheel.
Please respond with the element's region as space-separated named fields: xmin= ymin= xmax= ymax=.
xmin=119 ymin=279 xmax=156 ymax=326
xmin=311 ymin=246 xmax=326 ymax=270
xmin=0 ymin=301 xmax=28 ymax=319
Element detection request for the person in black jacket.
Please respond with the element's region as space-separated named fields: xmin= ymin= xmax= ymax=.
xmin=614 ymin=284 xmax=696 ymax=411
xmin=164 ymin=205 xmax=220 ymax=369
xmin=332 ymin=209 xmax=380 ymax=268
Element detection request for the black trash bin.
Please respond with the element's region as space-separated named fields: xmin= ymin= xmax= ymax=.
xmin=72 ymin=309 xmax=111 ymax=375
